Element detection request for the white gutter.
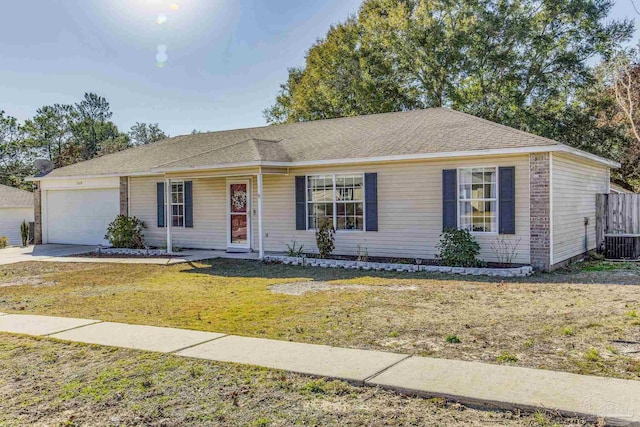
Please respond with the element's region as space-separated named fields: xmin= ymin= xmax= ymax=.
xmin=25 ymin=171 xmax=161 ymax=182
xmin=152 ymin=145 xmax=619 ymax=173
xmin=25 ymin=144 xmax=620 ymax=181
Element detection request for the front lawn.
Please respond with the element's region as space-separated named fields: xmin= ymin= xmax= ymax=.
xmin=0 ymin=334 xmax=585 ymax=426
xmin=1 ymin=259 xmax=640 ymax=380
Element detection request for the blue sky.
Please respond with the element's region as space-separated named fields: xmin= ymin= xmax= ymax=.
xmin=0 ymin=0 xmax=637 ymax=137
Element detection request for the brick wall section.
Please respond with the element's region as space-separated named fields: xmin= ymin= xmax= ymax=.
xmin=34 ymin=183 xmax=42 ymax=244
xmin=120 ymin=177 xmax=128 ymax=216
xmin=529 ymin=153 xmax=551 ymax=271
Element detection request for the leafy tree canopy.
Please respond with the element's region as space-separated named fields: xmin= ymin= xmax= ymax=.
xmin=1 ymin=92 xmax=167 ymax=189
xmin=266 ymin=0 xmax=633 ymax=127
xmin=129 ymin=122 xmax=169 ymax=146
xmin=264 ymin=0 xmax=638 ymax=189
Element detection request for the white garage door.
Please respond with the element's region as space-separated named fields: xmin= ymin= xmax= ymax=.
xmin=46 ymin=188 xmax=120 ymax=245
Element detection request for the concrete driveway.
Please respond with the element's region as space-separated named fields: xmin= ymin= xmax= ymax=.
xmin=0 ymin=244 xmax=96 ymax=265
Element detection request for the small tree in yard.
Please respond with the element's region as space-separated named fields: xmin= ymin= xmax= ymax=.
xmin=315 ymin=217 xmax=335 ymax=258
xmin=437 ymin=228 xmax=481 ymax=267
xmin=104 ymin=215 xmax=146 ymax=249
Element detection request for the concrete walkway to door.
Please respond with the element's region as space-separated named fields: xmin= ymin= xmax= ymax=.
xmin=0 ymin=244 xmax=260 ymax=266
xmin=0 ymin=312 xmax=638 ymax=425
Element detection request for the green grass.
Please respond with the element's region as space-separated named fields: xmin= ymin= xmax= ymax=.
xmin=0 ymin=334 xmax=584 ymax=426
xmin=1 ymin=259 xmax=640 ymax=380
xmin=580 ymin=261 xmax=635 ymax=272
xmin=496 ymin=351 xmax=519 ymax=363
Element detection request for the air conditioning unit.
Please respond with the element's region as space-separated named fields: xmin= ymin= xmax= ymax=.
xmin=605 ymin=234 xmax=640 ymax=260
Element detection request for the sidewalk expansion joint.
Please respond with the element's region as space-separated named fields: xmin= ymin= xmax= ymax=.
xmin=44 ymin=321 xmax=103 ymax=337
xmin=169 ymin=334 xmax=229 ymax=354
xmin=363 ymin=355 xmax=413 ymax=384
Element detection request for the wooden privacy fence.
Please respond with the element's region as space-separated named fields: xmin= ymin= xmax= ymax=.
xmin=596 ymin=193 xmax=640 ymax=252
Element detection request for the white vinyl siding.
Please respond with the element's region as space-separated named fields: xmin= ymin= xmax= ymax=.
xmin=262 ymin=155 xmax=531 ymax=264
xmin=129 ymin=176 xmax=258 ymax=250
xmin=552 ymin=153 xmax=609 ymax=264
xmin=0 ymin=208 xmax=33 ymax=246
xmin=128 ymin=156 xmax=530 ymax=263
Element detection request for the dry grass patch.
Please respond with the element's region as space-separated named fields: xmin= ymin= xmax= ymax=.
xmin=0 ymin=334 xmax=589 ymax=426
xmin=1 ymin=259 xmax=640 ymax=379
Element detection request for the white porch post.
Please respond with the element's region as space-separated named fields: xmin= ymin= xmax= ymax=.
xmin=257 ymin=172 xmax=264 ymax=259
xmin=165 ymin=177 xmax=173 ymax=254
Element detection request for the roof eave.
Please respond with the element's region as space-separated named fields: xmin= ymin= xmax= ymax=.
xmin=26 ymin=145 xmax=619 ymax=181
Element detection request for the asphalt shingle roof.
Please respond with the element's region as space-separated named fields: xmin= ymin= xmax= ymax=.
xmin=44 ymin=108 xmax=561 ymax=178
xmin=0 ymin=184 xmax=33 ymax=208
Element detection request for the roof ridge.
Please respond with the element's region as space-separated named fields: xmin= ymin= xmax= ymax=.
xmin=182 ymin=108 xmax=436 ymax=139
xmin=153 ymin=138 xmax=282 ymax=169
xmin=442 ymin=109 xmax=560 ymax=146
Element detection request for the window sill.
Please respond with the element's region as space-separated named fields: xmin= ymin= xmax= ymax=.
xmin=306 ymin=229 xmax=365 ymax=233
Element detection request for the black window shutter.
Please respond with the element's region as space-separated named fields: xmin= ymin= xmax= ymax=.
xmin=184 ymin=181 xmax=193 ymax=228
xmin=442 ymin=169 xmax=457 ymax=230
xmin=157 ymin=182 xmax=165 ymax=228
xmin=499 ymin=167 xmax=516 ymax=234
xmin=365 ymin=173 xmax=378 ymax=231
xmin=295 ymin=176 xmax=306 ymax=230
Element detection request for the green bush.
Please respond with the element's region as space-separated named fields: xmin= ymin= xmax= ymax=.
xmin=436 ymin=228 xmax=481 ymax=267
xmin=104 ymin=215 xmax=146 ymax=249
xmin=20 ymin=220 xmax=29 ymax=247
xmin=315 ymin=218 xmax=335 ymax=259
xmin=0 ymin=236 xmax=8 ymax=249
xmin=445 ymin=334 xmax=461 ymax=344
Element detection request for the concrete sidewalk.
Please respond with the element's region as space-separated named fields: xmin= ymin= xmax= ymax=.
xmin=0 ymin=313 xmax=638 ymax=425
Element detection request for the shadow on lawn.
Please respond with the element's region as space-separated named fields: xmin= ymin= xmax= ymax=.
xmin=182 ymin=258 xmax=640 ymax=286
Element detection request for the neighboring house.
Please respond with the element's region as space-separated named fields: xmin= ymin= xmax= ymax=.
xmin=27 ymin=108 xmax=619 ymax=271
xmin=0 ymin=184 xmax=34 ymax=246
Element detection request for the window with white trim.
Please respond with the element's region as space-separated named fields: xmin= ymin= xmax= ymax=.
xmin=171 ymin=182 xmax=185 ymax=227
xmin=307 ymin=174 xmax=364 ymax=230
xmin=458 ymin=167 xmax=497 ymax=233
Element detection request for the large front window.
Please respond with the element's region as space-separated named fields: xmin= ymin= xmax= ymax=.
xmin=307 ymin=174 xmax=364 ymax=231
xmin=171 ymin=182 xmax=184 ymax=227
xmin=458 ymin=168 xmax=497 ymax=233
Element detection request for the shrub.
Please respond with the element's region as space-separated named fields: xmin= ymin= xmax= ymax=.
xmin=356 ymin=243 xmax=369 ymax=262
xmin=104 ymin=215 xmax=146 ymax=249
xmin=315 ymin=218 xmax=335 ymax=259
xmin=446 ymin=335 xmax=461 ymax=344
xmin=285 ymin=240 xmax=305 ymax=257
xmin=436 ymin=228 xmax=481 ymax=267
xmin=0 ymin=236 xmax=8 ymax=249
xmin=20 ymin=220 xmax=29 ymax=247
xmin=490 ymin=236 xmax=521 ymax=267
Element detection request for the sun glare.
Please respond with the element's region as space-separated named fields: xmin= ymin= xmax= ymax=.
xmin=90 ymin=0 xmax=232 ymax=68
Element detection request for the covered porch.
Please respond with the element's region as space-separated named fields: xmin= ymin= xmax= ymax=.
xmin=133 ymin=165 xmax=289 ymax=259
